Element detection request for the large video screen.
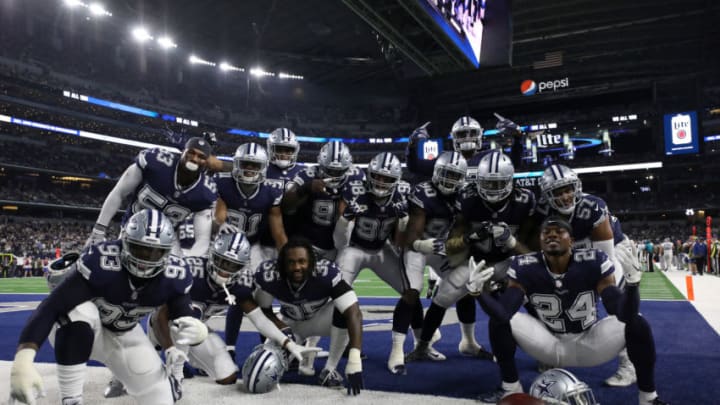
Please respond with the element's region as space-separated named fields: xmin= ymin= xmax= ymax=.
xmin=663 ymin=111 xmax=699 ymax=156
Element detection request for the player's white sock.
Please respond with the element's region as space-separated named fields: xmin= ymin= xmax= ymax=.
xmin=460 ymin=322 xmax=478 ymax=345
xmin=325 ymin=326 xmax=349 ymax=371
xmin=639 ymin=390 xmax=658 ymax=404
xmin=388 ymin=332 xmax=406 ymax=373
xmin=57 ymin=363 xmax=86 ymax=401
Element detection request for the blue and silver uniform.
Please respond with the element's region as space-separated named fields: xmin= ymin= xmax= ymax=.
xmin=178 ymin=215 xmax=195 ymax=250
xmin=259 ymin=163 xmax=305 ymax=245
xmin=125 ymin=148 xmax=217 ymax=226
xmin=457 ymin=186 xmax=535 ymax=263
xmin=509 ymin=248 xmax=614 ymax=334
xmin=407 ymin=181 xmax=457 ymax=240
xmin=535 ymin=193 xmax=609 ymax=249
xmin=342 ymin=184 xmax=408 ymax=251
xmin=183 ymin=257 xmax=255 ymax=321
xmin=290 ymin=165 xmax=365 ymax=250
xmin=254 ymin=259 xmax=344 ymax=321
xmin=215 ymin=173 xmax=283 ymax=244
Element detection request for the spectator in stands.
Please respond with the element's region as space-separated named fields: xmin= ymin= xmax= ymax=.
xmin=692 ymin=237 xmax=707 ymax=276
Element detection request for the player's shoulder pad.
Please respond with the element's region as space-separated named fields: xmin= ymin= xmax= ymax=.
xmin=77 ymin=240 xmax=124 ymax=282
xmin=508 ymin=252 xmax=542 ymax=278
xmin=165 ymin=254 xmax=194 ymax=293
xmin=314 ymin=259 xmax=343 ymax=286
xmin=254 ymin=260 xmax=280 ymax=285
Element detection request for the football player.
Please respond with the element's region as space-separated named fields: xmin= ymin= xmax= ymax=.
xmin=472 ymin=217 xmax=668 ymax=405
xmin=214 ymin=143 xmax=287 ymax=271
xmin=402 ymin=151 xmax=469 ymax=363
xmin=10 ymin=209 xmax=208 ymax=405
xmin=85 ymin=137 xmax=217 ymax=257
xmin=261 ymin=127 xmax=304 ymax=238
xmin=283 ymin=140 xmax=364 ymax=260
xmin=660 ymin=237 xmax=674 ymax=271
xmin=104 ymin=232 xmax=320 ymax=396
xmin=408 ymin=151 xmax=534 ymax=361
xmin=535 ymin=164 xmax=638 ymax=386
xmin=253 ymin=237 xmax=364 ymax=395
xmin=332 ymin=152 xmax=417 ymax=374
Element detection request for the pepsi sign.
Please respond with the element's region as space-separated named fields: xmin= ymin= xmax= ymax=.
xmin=520 ymin=77 xmax=569 ymax=96
xmin=663 ymin=111 xmax=699 ymax=155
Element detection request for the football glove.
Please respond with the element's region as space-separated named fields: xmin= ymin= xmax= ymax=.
xmin=466 ymin=258 xmax=495 ymax=296
xmin=10 ymin=348 xmax=45 ymax=405
xmin=171 ymin=316 xmax=208 ymax=346
xmin=408 ymin=121 xmax=431 ymax=145
xmin=164 ymin=346 xmax=189 ymax=383
xmin=345 ymin=348 xmax=363 ymax=396
xmin=494 ymin=112 xmax=521 ymax=135
xmin=285 ymin=341 xmax=322 ymax=363
xmin=84 ymin=223 xmax=107 ymax=249
xmin=616 ymin=240 xmax=642 ymax=284
xmin=412 ymin=238 xmax=446 ymax=255
xmin=218 ymin=222 xmax=239 ymax=235
xmin=491 ymin=222 xmax=517 ymax=251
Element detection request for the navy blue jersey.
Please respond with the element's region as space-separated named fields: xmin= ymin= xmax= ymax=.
xmin=465 ymin=149 xmax=494 ymax=183
xmin=509 ymin=248 xmax=614 ymax=334
xmin=291 ymin=165 xmax=365 ymax=250
xmin=254 ymin=259 xmax=344 ymax=321
xmin=457 ymin=186 xmax=535 ymax=263
xmin=407 ymin=181 xmax=457 ymax=240
xmin=215 ymin=173 xmax=283 ymax=244
xmin=609 ymin=215 xmax=626 ymax=246
xmin=177 ymin=215 xmax=195 ymax=250
xmin=342 ymin=184 xmax=408 ymax=251
xmin=183 ymin=257 xmax=255 ymax=321
xmin=259 ymin=163 xmax=305 ymax=246
xmin=77 ymin=240 xmax=193 ymax=333
xmin=125 ymin=148 xmax=217 ymax=227
xmin=535 ymin=193 xmax=609 ymax=250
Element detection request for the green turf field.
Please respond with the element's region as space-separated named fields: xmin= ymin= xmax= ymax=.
xmin=0 ymin=269 xmax=687 ymax=300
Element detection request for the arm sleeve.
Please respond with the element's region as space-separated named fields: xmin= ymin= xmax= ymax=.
xmin=476 ymin=287 xmax=524 ymax=324
xmin=224 ymin=305 xmax=244 ymax=346
xmin=245 ymin=307 xmax=291 ymax=347
xmin=593 ymin=239 xmax=616 ymax=266
xmin=185 ymin=208 xmax=212 ymax=257
xmin=166 ymin=293 xmax=194 ymax=320
xmin=406 ymin=145 xmax=435 ymax=178
xmin=96 ymin=164 xmax=143 ymax=227
xmin=601 ymin=284 xmax=640 ymax=323
xmin=18 ymin=271 xmax=95 ymax=347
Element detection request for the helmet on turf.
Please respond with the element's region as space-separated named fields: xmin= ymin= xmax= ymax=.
xmin=241 ymin=343 xmax=288 ymax=393
xmin=529 ymin=368 xmax=598 ymax=405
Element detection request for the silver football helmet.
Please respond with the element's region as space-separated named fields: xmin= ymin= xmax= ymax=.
xmin=242 ymin=343 xmax=288 ymax=393
xmin=539 ymin=164 xmax=582 ymax=215
xmin=477 ymin=151 xmax=514 ymax=203
xmin=233 ymin=143 xmax=269 ymax=185
xmin=267 ymin=128 xmax=299 ymax=169
xmin=432 ymin=151 xmax=467 ymax=195
xmin=451 ymin=116 xmax=483 ymax=152
xmin=47 ymin=252 xmax=80 ymax=290
xmin=529 ymin=368 xmax=598 ymax=405
xmin=317 ymin=140 xmax=353 ymax=188
xmin=366 ymin=152 xmax=402 ymax=198
xmin=209 ymin=232 xmax=251 ymax=286
xmin=121 ymin=209 xmax=175 ymax=278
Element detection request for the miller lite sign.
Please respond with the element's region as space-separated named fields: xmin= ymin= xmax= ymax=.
xmin=671 ymin=114 xmax=692 ymax=145
xmin=664 ymin=111 xmax=699 ymax=155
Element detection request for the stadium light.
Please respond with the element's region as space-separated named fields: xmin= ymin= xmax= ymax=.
xmin=88 ymin=3 xmax=111 ymax=17
xmin=219 ymin=62 xmax=243 ymax=72
xmin=157 ymin=36 xmax=177 ymax=49
xmin=131 ymin=26 xmax=153 ymax=43
xmin=278 ymin=72 xmax=304 ymax=80
xmin=189 ymin=54 xmax=216 ymax=67
xmin=250 ymin=67 xmax=274 ymax=77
